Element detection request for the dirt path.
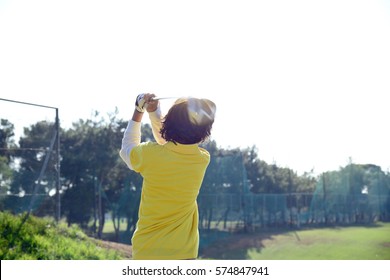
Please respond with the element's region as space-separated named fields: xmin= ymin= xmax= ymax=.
xmin=94 ymin=239 xmax=133 ymax=259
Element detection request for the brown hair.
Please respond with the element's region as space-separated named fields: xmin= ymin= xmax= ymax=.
xmin=160 ymin=97 xmax=216 ymax=144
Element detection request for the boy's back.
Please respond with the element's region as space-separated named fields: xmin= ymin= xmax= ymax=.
xmin=131 ymin=142 xmax=210 ymax=260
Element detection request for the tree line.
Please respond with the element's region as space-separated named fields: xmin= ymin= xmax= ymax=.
xmin=1 ymin=115 xmax=389 ymax=240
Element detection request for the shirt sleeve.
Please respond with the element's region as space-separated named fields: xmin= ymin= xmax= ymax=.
xmin=119 ymin=120 xmax=141 ymax=170
xmin=148 ymin=107 xmax=167 ymax=145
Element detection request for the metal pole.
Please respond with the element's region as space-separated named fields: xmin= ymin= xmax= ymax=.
xmin=55 ymin=108 xmax=61 ymax=222
xmin=0 ymin=97 xmax=58 ymax=110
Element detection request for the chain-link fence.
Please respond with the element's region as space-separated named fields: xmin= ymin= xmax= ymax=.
xmin=198 ymin=192 xmax=390 ymax=232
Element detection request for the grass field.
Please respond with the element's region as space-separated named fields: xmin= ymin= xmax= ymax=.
xmin=101 ymin=219 xmax=390 ymax=260
xmin=200 ymin=223 xmax=390 ymax=260
xmin=4 ymin=212 xmax=388 ymax=260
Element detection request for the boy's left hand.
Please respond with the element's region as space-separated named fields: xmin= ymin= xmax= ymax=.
xmin=135 ymin=93 xmax=158 ymax=113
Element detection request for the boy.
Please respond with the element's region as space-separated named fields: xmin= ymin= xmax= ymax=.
xmin=119 ymin=93 xmax=216 ymax=260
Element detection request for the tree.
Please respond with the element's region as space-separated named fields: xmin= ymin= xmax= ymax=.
xmin=60 ymin=113 xmax=119 ymax=233
xmin=0 ymin=119 xmax=16 ymax=162
xmin=0 ymin=119 xmax=15 ymax=209
xmin=60 ymin=118 xmax=96 ymax=228
xmin=310 ymin=163 xmax=390 ymax=225
xmin=198 ymin=142 xmax=243 ymax=230
xmin=60 ymin=112 xmax=154 ymax=239
xmin=5 ymin=121 xmax=58 ymax=216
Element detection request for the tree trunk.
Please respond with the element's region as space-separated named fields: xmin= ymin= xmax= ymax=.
xmin=97 ymin=180 xmax=104 ymax=239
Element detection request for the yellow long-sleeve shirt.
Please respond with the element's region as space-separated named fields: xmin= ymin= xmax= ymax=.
xmin=130 ymin=141 xmax=210 ymax=260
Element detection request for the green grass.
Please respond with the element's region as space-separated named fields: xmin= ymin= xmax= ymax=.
xmin=200 ymin=223 xmax=390 ymax=260
xmin=101 ymin=220 xmax=129 ymax=234
xmin=1 ymin=213 xmax=389 ymax=260
xmin=0 ymin=212 xmax=125 ymax=260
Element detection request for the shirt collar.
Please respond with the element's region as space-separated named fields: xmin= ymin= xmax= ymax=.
xmin=164 ymin=141 xmax=200 ymax=155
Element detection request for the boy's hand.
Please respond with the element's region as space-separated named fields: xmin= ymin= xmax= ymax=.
xmin=135 ymin=93 xmax=158 ymax=113
xmin=146 ymin=94 xmax=158 ymax=112
xmin=135 ymin=94 xmax=147 ymax=113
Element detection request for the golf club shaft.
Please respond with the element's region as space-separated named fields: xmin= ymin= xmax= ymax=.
xmin=151 ymin=96 xmax=178 ymax=101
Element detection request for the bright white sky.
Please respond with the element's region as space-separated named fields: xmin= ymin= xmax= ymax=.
xmin=1 ymin=0 xmax=389 ymax=175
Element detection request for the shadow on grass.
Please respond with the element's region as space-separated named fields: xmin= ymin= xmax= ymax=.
xmin=296 ymin=221 xmax=386 ymax=231
xmin=199 ymin=228 xmax=279 ymax=260
xmin=199 ymin=222 xmax=388 ymax=259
